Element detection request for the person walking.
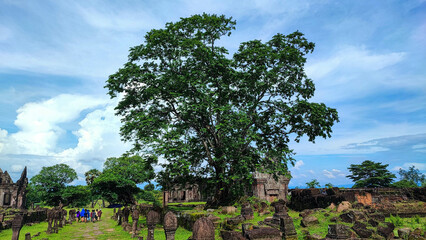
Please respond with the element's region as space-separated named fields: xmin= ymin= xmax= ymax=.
xmin=81 ymin=208 xmax=86 ymax=222
xmin=76 ymin=209 xmax=81 ymax=222
xmin=98 ymin=209 xmax=102 ymax=221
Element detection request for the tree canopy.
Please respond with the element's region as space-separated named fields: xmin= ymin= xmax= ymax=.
xmin=347 ymin=160 xmax=396 ymax=188
xmin=85 ymin=169 xmax=102 ymax=186
xmin=30 ymin=163 xmax=77 ymax=206
xmin=398 ymin=165 xmax=425 ymax=186
xmin=91 ymin=155 xmax=156 ymax=205
xmin=106 ymin=13 xmax=339 ymax=206
xmin=306 ymin=179 xmax=320 ymax=188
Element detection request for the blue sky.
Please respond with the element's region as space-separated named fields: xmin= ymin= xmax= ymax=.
xmin=0 ymin=0 xmax=425 ymax=187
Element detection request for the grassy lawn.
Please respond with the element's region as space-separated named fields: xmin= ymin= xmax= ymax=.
xmin=0 ymin=207 xmax=191 ymax=240
xmin=1 ymin=202 xmax=424 ymax=240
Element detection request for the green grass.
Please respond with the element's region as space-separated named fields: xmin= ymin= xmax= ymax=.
xmin=385 ymin=215 xmax=426 ymax=237
xmin=0 ymin=207 xmax=190 ymax=240
xmin=2 ymin=201 xmax=425 ymax=240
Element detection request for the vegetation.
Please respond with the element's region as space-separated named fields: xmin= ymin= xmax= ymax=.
xmin=91 ymin=155 xmax=156 ymax=205
xmin=105 ymin=13 xmax=339 ymax=206
xmin=347 ymin=160 xmax=396 ymax=188
xmin=391 ymin=179 xmax=418 ymax=188
xmin=325 ymin=183 xmax=334 ymax=188
xmin=306 ymin=179 xmax=320 ymax=188
xmin=398 ymin=165 xmax=425 ymax=186
xmin=30 ymin=164 xmax=78 ymax=206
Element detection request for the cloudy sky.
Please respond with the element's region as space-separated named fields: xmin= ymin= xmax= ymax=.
xmin=0 ymin=0 xmax=425 ymax=187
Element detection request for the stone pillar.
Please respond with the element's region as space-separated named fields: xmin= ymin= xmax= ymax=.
xmin=58 ymin=209 xmax=63 ymax=228
xmin=163 ymin=211 xmax=177 ymax=240
xmin=53 ymin=210 xmax=59 ymax=233
xmin=12 ymin=214 xmax=24 ymax=240
xmin=117 ymin=208 xmax=122 ymax=225
xmin=0 ymin=192 xmax=4 ymax=206
xmin=25 ymin=232 xmax=31 ymax=240
xmin=280 ymin=216 xmax=297 ymax=240
xmin=46 ymin=210 xmax=52 ymax=234
xmin=123 ymin=206 xmax=130 ymax=223
xmin=62 ymin=209 xmax=67 ymax=226
xmin=163 ymin=191 xmax=169 ymax=208
xmin=253 ymin=178 xmax=266 ymax=199
xmin=192 ymin=217 xmax=215 ymax=240
xmin=326 ymin=224 xmax=353 ymax=239
xmin=272 ymin=199 xmax=287 ymax=226
xmin=131 ymin=207 xmax=140 ymax=238
xmin=240 ymin=203 xmax=254 ymax=220
xmin=146 ymin=210 xmax=160 ymax=240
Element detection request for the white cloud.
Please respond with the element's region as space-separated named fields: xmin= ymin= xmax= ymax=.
xmin=0 ymin=94 xmax=130 ymax=179
xmin=412 ymin=144 xmax=426 ymax=153
xmin=306 ymin=46 xmax=410 ymax=103
xmin=0 ymin=94 xmax=108 ymax=156
xmin=292 ymin=160 xmax=304 ymax=170
xmin=399 ymin=163 xmax=426 ymax=171
xmin=323 ymin=169 xmax=345 ymax=179
xmin=56 ymin=100 xmax=132 ymax=174
xmin=74 ymin=2 xmax=163 ymax=32
xmin=307 ymin=46 xmax=405 ymax=80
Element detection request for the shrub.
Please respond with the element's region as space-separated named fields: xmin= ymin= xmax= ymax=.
xmin=389 ymin=214 xmax=403 ymax=227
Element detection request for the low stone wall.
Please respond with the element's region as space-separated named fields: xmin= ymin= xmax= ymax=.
xmin=0 ymin=208 xmax=47 ymax=231
xmin=289 ymin=187 xmax=426 ymax=211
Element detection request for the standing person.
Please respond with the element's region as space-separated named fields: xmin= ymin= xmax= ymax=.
xmin=86 ymin=209 xmax=90 ymax=222
xmin=98 ymin=209 xmax=102 ymax=221
xmin=81 ymin=208 xmax=86 ymax=222
xmin=94 ymin=209 xmax=98 ymax=221
xmin=91 ymin=210 xmax=95 ymax=222
xmin=76 ymin=209 xmax=81 ymax=222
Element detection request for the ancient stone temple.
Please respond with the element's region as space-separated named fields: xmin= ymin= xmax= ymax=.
xmin=0 ymin=167 xmax=28 ymax=209
xmin=251 ymin=171 xmax=290 ymax=202
xmin=166 ymin=183 xmax=203 ymax=203
xmin=163 ymin=171 xmax=290 ymax=205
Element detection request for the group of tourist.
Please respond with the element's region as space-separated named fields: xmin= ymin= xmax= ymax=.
xmin=76 ymin=208 xmax=102 ymax=222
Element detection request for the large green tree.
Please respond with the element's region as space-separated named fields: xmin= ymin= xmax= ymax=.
xmin=106 ymin=14 xmax=339 ymax=206
xmin=30 ymin=163 xmax=77 ymax=206
xmin=347 ymin=160 xmax=396 ymax=188
xmin=91 ymin=155 xmax=156 ymax=205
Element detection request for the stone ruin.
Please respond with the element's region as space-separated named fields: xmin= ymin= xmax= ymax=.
xmin=163 ymin=171 xmax=290 ymax=206
xmin=289 ymin=187 xmax=426 ymax=212
xmin=164 ymin=183 xmax=203 ymax=204
xmin=251 ymin=171 xmax=289 ymax=203
xmin=0 ymin=167 xmax=28 ymax=209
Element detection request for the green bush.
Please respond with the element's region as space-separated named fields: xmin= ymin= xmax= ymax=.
xmin=389 ymin=214 xmax=403 ymax=227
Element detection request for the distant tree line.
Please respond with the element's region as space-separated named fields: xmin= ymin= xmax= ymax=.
xmin=27 ymin=155 xmax=157 ymax=207
xmin=305 ymin=160 xmax=425 ymax=189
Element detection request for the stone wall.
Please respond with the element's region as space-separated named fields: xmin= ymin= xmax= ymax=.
xmin=289 ymin=187 xmax=426 ymax=211
xmin=0 ymin=167 xmax=27 ymax=209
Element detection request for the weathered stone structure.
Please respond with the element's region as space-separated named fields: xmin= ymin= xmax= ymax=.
xmin=251 ymin=171 xmax=289 ymax=202
xmin=289 ymin=187 xmax=426 ymax=212
xmin=0 ymin=167 xmax=28 ymax=209
xmin=165 ymin=183 xmax=203 ymax=203
xmin=163 ymin=211 xmax=178 ymax=240
xmin=163 ymin=171 xmax=290 ymax=205
xmin=146 ymin=210 xmax=160 ymax=240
